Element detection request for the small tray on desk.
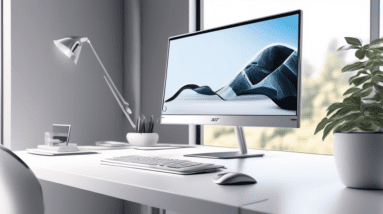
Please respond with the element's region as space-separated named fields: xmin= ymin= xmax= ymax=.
xmin=27 ymin=149 xmax=97 ymax=156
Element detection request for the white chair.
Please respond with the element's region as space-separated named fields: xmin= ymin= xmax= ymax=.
xmin=0 ymin=145 xmax=44 ymax=214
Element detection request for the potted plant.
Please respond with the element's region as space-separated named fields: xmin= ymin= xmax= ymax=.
xmin=315 ymin=37 xmax=383 ymax=189
xmin=127 ymin=115 xmax=159 ymax=146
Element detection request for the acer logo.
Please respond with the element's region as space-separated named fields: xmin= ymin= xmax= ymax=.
xmin=211 ymin=118 xmax=219 ymax=122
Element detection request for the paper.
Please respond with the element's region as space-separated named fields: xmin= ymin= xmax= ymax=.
xmin=133 ymin=145 xmax=195 ymax=150
xmin=79 ymin=146 xmax=131 ymax=150
xmin=134 ymin=146 xmax=183 ymax=150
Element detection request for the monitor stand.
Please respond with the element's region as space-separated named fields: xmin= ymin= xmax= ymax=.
xmin=184 ymin=126 xmax=264 ymax=159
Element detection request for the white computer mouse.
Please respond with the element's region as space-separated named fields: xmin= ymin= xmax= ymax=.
xmin=212 ymin=172 xmax=257 ymax=185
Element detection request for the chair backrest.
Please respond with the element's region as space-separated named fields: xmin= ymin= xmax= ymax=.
xmin=0 ymin=145 xmax=44 ymax=214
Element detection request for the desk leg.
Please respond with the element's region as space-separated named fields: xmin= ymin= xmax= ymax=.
xmin=151 ymin=207 xmax=166 ymax=214
xmin=124 ymin=201 xmax=167 ymax=214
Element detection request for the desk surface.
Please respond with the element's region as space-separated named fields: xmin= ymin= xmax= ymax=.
xmin=16 ymin=146 xmax=383 ymax=214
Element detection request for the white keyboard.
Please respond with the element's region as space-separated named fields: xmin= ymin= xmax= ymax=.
xmin=101 ymin=155 xmax=225 ymax=175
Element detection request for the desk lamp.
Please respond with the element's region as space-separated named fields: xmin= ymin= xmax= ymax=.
xmin=54 ymin=37 xmax=136 ymax=145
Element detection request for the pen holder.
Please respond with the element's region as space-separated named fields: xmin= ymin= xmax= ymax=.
xmin=126 ymin=133 xmax=159 ymax=147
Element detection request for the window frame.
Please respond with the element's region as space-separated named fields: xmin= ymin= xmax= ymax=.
xmin=2 ymin=0 xmax=11 ymax=148
xmin=194 ymin=0 xmax=380 ymax=146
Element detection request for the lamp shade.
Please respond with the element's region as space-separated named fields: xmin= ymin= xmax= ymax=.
xmin=54 ymin=37 xmax=88 ymax=64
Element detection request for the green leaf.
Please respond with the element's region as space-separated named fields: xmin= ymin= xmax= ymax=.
xmin=372 ymin=49 xmax=383 ymax=56
xmin=350 ymin=75 xmax=371 ymax=86
xmin=342 ymin=62 xmax=365 ymax=72
xmin=368 ymin=55 xmax=383 ymax=61
xmin=361 ymin=44 xmax=371 ymax=50
xmin=363 ymin=97 xmax=381 ymax=102
xmin=363 ymin=93 xmax=383 ymax=102
xmin=314 ymin=118 xmax=330 ymax=135
xmin=329 ymin=106 xmax=360 ymax=120
xmin=353 ymin=96 xmax=362 ymax=106
xmin=362 ymin=82 xmax=372 ymax=89
xmin=343 ymin=87 xmax=361 ymax=96
xmin=326 ymin=102 xmax=344 ymax=116
xmin=371 ymin=69 xmax=381 ymax=75
xmin=360 ymin=88 xmax=373 ymax=97
xmin=342 ymin=112 xmax=363 ymax=121
xmin=333 ymin=120 xmax=359 ymax=133
xmin=329 ymin=108 xmax=349 ymax=120
xmin=371 ymin=117 xmax=383 ymax=128
xmin=337 ymin=45 xmax=359 ymax=51
xmin=356 ymin=70 xmax=368 ymax=76
xmin=366 ymin=60 xmax=383 ymax=68
xmin=373 ymin=83 xmax=383 ymax=93
xmin=362 ymin=104 xmax=383 ymax=116
xmin=355 ymin=49 xmax=366 ymax=59
xmin=343 ymin=96 xmax=362 ymax=106
xmin=357 ymin=117 xmax=379 ymax=132
xmin=366 ymin=50 xmax=372 ymax=58
xmin=372 ymin=75 xmax=383 ymax=83
xmin=348 ymin=76 xmax=359 ymax=85
xmin=370 ymin=37 xmax=383 ymax=46
xmin=345 ymin=37 xmax=362 ymax=46
xmin=367 ymin=50 xmax=383 ymax=59
xmin=369 ymin=47 xmax=383 ymax=52
xmin=322 ymin=114 xmax=362 ymax=140
xmin=351 ymin=88 xmax=372 ymax=98
xmin=322 ymin=120 xmax=341 ymax=140
xmin=369 ymin=43 xmax=383 ymax=49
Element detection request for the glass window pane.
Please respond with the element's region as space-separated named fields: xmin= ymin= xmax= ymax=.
xmin=203 ymin=0 xmax=370 ymax=155
xmin=380 ymin=1 xmax=383 ymax=38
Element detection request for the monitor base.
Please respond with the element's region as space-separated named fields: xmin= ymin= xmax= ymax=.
xmin=184 ymin=151 xmax=264 ymax=159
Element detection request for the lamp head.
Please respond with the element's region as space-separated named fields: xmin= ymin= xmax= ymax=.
xmin=54 ymin=37 xmax=88 ymax=64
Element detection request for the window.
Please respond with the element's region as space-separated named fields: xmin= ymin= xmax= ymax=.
xmin=203 ymin=0 xmax=370 ymax=154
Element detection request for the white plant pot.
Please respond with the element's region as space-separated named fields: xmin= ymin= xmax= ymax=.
xmin=126 ymin=133 xmax=159 ymax=147
xmin=333 ymin=132 xmax=383 ymax=189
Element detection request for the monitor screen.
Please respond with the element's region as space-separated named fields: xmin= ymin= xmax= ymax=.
xmin=161 ymin=10 xmax=301 ymax=127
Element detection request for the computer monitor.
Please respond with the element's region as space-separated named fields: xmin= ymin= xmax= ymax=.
xmin=161 ymin=10 xmax=302 ymax=159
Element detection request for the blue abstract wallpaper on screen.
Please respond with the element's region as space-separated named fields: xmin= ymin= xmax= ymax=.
xmin=163 ymin=14 xmax=299 ymax=116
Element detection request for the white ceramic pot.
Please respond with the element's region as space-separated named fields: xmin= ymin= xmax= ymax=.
xmin=333 ymin=132 xmax=383 ymax=189
xmin=126 ymin=133 xmax=159 ymax=147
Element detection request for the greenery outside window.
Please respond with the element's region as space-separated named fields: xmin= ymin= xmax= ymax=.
xmin=203 ymin=0 xmax=370 ymax=155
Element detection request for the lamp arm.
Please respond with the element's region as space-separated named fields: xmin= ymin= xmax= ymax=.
xmin=87 ymin=41 xmax=130 ymax=112
xmin=104 ymin=76 xmax=136 ymax=129
xmin=87 ymin=41 xmax=136 ymax=129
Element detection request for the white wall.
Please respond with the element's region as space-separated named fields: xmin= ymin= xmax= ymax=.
xmin=7 ymin=0 xmax=191 ymax=158
xmin=6 ymin=0 xmax=190 ymax=213
xmin=8 ymin=1 xmax=126 ymax=213
xmin=140 ymin=0 xmax=189 ymax=144
xmin=9 ymin=0 xmax=126 ymax=151
xmin=124 ymin=0 xmax=141 ymax=132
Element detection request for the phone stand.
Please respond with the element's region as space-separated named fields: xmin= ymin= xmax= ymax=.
xmin=38 ymin=125 xmax=79 ymax=152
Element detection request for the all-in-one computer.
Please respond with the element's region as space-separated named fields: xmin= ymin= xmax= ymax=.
xmin=161 ymin=10 xmax=302 ymax=159
xmin=102 ymin=10 xmax=302 ymax=175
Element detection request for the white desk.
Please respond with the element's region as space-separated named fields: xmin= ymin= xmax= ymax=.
xmin=16 ymin=146 xmax=383 ymax=214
